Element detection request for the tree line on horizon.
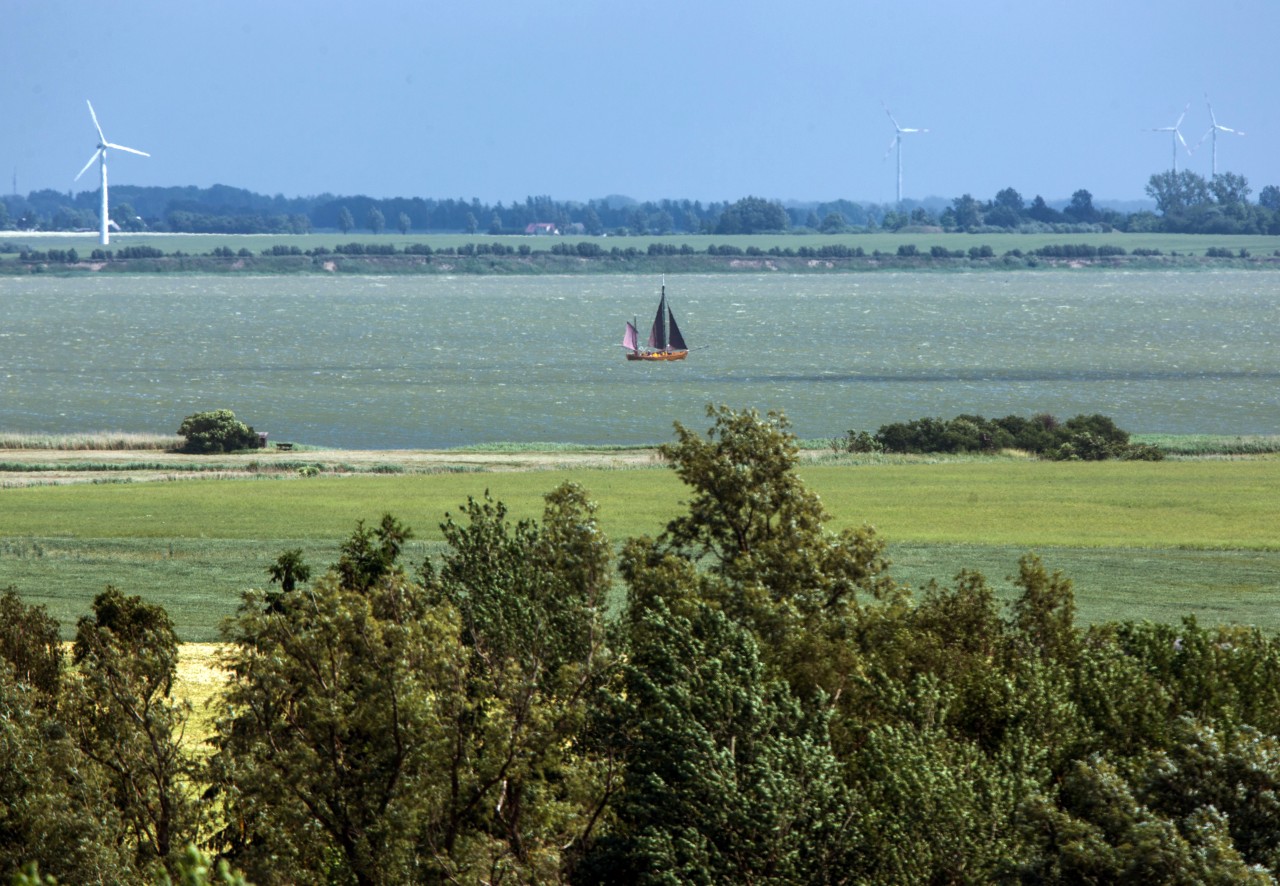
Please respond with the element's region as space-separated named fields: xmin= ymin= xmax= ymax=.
xmin=2 ymin=169 xmax=1279 ymax=238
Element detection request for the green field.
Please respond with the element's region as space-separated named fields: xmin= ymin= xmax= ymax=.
xmin=4 ymin=457 xmax=1278 ymax=640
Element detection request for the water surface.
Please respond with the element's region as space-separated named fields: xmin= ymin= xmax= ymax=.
xmin=2 ymin=271 xmax=1276 ymax=448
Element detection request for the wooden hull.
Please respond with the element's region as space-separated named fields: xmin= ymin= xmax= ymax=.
xmin=627 ymin=350 xmax=688 ymax=361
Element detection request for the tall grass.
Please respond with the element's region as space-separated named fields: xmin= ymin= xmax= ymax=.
xmin=1132 ymin=434 xmax=1280 ymax=456
xmin=0 ymin=432 xmax=182 ymax=450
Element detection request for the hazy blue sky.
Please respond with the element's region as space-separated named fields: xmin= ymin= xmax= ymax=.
xmin=5 ymin=0 xmax=1278 ymax=207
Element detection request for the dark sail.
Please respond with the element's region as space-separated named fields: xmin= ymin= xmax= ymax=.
xmin=647 ymin=289 xmax=668 ymax=349
xmin=667 ymin=305 xmax=687 ymax=351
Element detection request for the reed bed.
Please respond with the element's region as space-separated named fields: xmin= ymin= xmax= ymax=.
xmin=1132 ymin=434 xmax=1280 ymax=456
xmin=0 ymin=432 xmax=182 ymax=450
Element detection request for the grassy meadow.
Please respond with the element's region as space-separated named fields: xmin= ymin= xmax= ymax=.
xmin=4 ymin=455 xmax=1279 ymax=640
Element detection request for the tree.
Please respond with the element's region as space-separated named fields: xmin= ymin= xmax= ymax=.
xmin=210 ymin=533 xmax=464 ymax=885
xmin=658 ymin=405 xmax=891 ymax=597
xmin=213 ymin=490 xmax=617 ymax=884
xmin=642 ymin=405 xmax=894 ymax=714
xmin=819 ymin=211 xmax=846 ymax=233
xmin=1028 ymin=194 xmax=1063 ymax=223
xmin=397 ymin=211 xmax=411 ymax=235
xmin=176 ymin=409 xmax=258 ymax=453
xmin=111 ymin=201 xmax=144 ymax=232
xmin=366 ymin=205 xmax=385 ymax=235
xmin=1210 ymin=172 xmax=1252 ymax=206
xmin=423 ymin=484 xmax=618 ymax=880
xmin=578 ymin=599 xmax=851 ymax=883
xmin=337 ymin=205 xmax=354 ymax=234
xmin=1016 ymin=753 xmax=1271 ymax=883
xmin=715 ymin=196 xmax=789 ymax=234
xmin=910 ymin=206 xmax=936 ymax=226
xmin=1063 ymin=188 xmax=1100 ymax=223
xmin=950 ymin=193 xmax=984 ymax=229
xmin=1259 ymin=184 xmax=1280 ymax=212
xmin=993 ymin=186 xmax=1025 ymax=213
xmin=1146 ymin=170 xmax=1212 ymax=216
xmin=0 ymin=587 xmax=63 ymax=703
xmin=1009 ymin=553 xmax=1079 ymax=663
xmin=69 ymin=587 xmax=199 ymax=876
xmin=650 ymin=209 xmax=674 ymax=235
xmin=0 ymin=665 xmax=135 ymax=883
xmin=264 ymin=548 xmax=310 ymax=612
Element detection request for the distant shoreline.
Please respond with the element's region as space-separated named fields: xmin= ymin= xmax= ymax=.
xmin=5 ymin=230 xmax=1280 ymax=276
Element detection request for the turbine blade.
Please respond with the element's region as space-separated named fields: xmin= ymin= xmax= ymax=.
xmin=882 ymin=101 xmax=902 ymax=131
xmin=86 ymin=99 xmax=106 ymax=142
xmin=1217 ymin=125 xmax=1243 ymax=136
xmin=883 ymin=136 xmax=899 ymax=159
xmin=104 ymin=142 xmax=150 ymax=157
xmin=1176 ymin=130 xmax=1189 ymax=150
xmin=75 ymin=150 xmax=101 ymax=181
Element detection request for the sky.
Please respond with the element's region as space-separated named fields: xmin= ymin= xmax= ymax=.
xmin=4 ymin=0 xmax=1278 ymax=208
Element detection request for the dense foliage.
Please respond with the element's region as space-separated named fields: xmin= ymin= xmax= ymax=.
xmin=4 ymin=168 xmax=1279 ymax=236
xmin=7 ymin=405 xmax=1280 ymax=883
xmin=176 ymin=409 xmax=259 ymax=454
xmin=849 ymin=411 xmax=1165 ymax=460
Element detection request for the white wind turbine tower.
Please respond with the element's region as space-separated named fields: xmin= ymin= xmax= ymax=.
xmin=74 ymin=100 xmax=150 ymax=246
xmin=1149 ymin=102 xmax=1192 ymax=172
xmin=882 ymin=101 xmax=927 ymax=205
xmin=1195 ymin=94 xmax=1244 ymax=177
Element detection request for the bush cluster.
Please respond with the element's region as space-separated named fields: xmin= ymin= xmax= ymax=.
xmin=840 ymin=412 xmax=1163 ymax=460
xmin=176 ymin=409 xmax=259 ymax=454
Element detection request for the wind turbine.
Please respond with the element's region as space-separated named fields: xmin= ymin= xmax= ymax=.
xmin=882 ymin=101 xmax=927 ymax=205
xmin=1195 ymin=94 xmax=1244 ymax=177
xmin=1149 ymin=102 xmax=1191 ymax=172
xmin=74 ymin=100 xmax=150 ymax=246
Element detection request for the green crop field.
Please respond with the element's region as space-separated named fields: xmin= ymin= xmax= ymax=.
xmin=4 ymin=457 xmax=1278 ymax=640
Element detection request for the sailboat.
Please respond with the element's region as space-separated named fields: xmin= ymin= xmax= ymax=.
xmin=623 ymin=278 xmax=688 ymax=361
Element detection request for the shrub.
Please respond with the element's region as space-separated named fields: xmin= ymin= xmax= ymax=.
xmin=176 ymin=409 xmax=258 ymax=454
xmin=874 ymin=412 xmax=1151 ymax=460
xmin=834 ymin=430 xmax=883 ymax=453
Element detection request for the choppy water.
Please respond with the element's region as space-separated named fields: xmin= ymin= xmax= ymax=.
xmin=2 ymin=271 xmax=1277 ymax=448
